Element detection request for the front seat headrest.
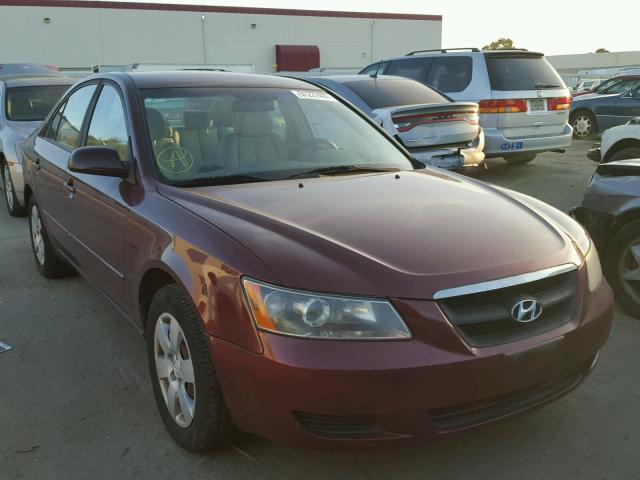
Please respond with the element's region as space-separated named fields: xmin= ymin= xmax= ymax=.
xmin=146 ymin=108 xmax=171 ymax=140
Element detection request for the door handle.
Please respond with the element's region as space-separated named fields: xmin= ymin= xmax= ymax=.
xmin=33 ymin=157 xmax=41 ymax=170
xmin=64 ymin=179 xmax=75 ymax=195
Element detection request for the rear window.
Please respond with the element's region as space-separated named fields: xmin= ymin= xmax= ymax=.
xmin=485 ymin=55 xmax=564 ymax=91
xmin=343 ymin=78 xmax=448 ymax=110
xmin=5 ymin=85 xmax=69 ymax=121
xmin=385 ymin=58 xmax=433 ymax=82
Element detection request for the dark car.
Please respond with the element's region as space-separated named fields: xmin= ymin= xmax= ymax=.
xmin=0 ymin=63 xmax=65 ymax=80
xmin=572 ymin=159 xmax=640 ymax=316
xmin=22 ymin=71 xmax=612 ymax=452
xmin=570 ymin=80 xmax=640 ymax=138
xmin=572 ymin=75 xmax=640 ymax=99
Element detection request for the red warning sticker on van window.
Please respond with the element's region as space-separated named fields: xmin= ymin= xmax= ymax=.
xmin=291 ymin=90 xmax=336 ymax=101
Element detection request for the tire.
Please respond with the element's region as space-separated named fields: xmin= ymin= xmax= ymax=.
xmin=146 ymin=283 xmax=241 ymax=451
xmin=571 ymin=110 xmax=598 ymax=139
xmin=27 ymin=196 xmax=74 ymax=278
xmin=604 ymin=219 xmax=640 ymax=318
xmin=504 ymin=153 xmax=537 ymax=165
xmin=608 ymin=147 xmax=640 ymax=163
xmin=2 ymin=163 xmax=26 ymax=217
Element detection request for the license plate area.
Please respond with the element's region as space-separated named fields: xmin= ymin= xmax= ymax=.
xmin=527 ymin=98 xmax=547 ymax=113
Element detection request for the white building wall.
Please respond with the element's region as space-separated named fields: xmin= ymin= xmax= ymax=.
xmin=0 ymin=5 xmax=442 ymax=73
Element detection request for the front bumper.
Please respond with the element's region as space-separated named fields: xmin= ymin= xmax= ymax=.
xmin=483 ymin=124 xmax=573 ymax=157
xmin=209 ymin=280 xmax=613 ymax=451
xmin=587 ymin=144 xmax=602 ymax=162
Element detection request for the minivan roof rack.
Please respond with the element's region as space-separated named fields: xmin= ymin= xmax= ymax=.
xmin=406 ymin=48 xmax=480 ymax=56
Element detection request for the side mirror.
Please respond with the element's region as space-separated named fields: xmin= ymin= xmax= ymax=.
xmin=68 ymin=146 xmax=129 ymax=178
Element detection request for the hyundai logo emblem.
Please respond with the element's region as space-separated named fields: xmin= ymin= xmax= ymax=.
xmin=510 ymin=299 xmax=543 ymax=323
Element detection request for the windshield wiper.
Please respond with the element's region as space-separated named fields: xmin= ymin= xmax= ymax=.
xmin=171 ymin=174 xmax=270 ymax=188
xmin=286 ymin=165 xmax=400 ymax=179
xmin=535 ymin=83 xmax=562 ymax=89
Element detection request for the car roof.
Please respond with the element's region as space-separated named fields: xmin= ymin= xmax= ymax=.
xmin=4 ymin=76 xmax=76 ymax=88
xmin=108 ymin=71 xmax=320 ymax=90
xmin=0 ymin=63 xmax=65 ymax=79
xmin=307 ymin=75 xmax=416 ymax=84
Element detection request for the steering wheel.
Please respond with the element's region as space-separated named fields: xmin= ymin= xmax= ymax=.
xmin=290 ymin=138 xmax=339 ymax=158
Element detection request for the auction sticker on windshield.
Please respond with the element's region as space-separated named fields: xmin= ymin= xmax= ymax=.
xmin=292 ymin=90 xmax=336 ymax=101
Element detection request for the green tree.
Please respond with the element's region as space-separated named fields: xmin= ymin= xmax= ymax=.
xmin=595 ymin=48 xmax=610 ymax=53
xmin=483 ymin=38 xmax=515 ymax=50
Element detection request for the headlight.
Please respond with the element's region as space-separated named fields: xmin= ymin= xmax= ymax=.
xmin=585 ymin=245 xmax=603 ymax=292
xmin=242 ymin=279 xmax=411 ymax=340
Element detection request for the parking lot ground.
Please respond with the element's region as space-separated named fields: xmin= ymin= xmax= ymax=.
xmin=1 ymin=140 xmax=639 ymax=480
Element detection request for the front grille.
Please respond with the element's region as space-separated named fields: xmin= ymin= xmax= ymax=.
xmin=438 ymin=270 xmax=578 ymax=347
xmin=293 ymin=411 xmax=384 ymax=439
xmin=429 ymin=358 xmax=591 ymax=432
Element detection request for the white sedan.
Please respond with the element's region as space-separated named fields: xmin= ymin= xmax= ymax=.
xmin=588 ymin=117 xmax=640 ymax=163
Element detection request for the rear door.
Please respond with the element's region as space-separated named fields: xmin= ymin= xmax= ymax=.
xmin=484 ymin=52 xmax=569 ymax=138
xmin=33 ymin=83 xmax=98 ymax=257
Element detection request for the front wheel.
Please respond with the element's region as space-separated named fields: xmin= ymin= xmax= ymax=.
xmin=2 ymin=163 xmax=26 ymax=217
xmin=147 ymin=284 xmax=241 ymax=451
xmin=571 ymin=111 xmax=597 ymax=139
xmin=504 ymin=153 xmax=537 ymax=165
xmin=605 ymin=220 xmax=640 ymax=318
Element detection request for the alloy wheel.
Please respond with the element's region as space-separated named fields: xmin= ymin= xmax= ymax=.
xmin=154 ymin=313 xmax=196 ymax=428
xmin=30 ymin=204 xmax=45 ymax=265
xmin=3 ymin=165 xmax=14 ymax=211
xmin=572 ymin=115 xmax=592 ymax=137
xmin=619 ymin=238 xmax=640 ymax=305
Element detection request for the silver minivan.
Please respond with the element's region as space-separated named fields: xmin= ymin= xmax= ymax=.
xmin=360 ymin=48 xmax=572 ymax=164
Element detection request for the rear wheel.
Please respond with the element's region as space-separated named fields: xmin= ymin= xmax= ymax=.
xmin=504 ymin=153 xmax=537 ymax=165
xmin=571 ymin=110 xmax=597 ymax=139
xmin=605 ymin=219 xmax=640 ymax=318
xmin=608 ymin=147 xmax=640 ymax=163
xmin=28 ymin=196 xmax=73 ymax=278
xmin=147 ymin=284 xmax=241 ymax=451
xmin=2 ymin=163 xmax=26 ymax=217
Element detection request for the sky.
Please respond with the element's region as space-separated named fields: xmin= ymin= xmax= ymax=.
xmin=106 ymin=0 xmax=639 ymax=56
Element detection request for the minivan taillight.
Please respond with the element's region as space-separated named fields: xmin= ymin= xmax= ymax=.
xmin=547 ymin=97 xmax=572 ymax=111
xmin=478 ymin=99 xmax=528 ymax=114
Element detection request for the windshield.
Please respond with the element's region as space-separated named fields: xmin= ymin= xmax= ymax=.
xmin=602 ymin=79 xmax=640 ymax=94
xmin=142 ymin=87 xmax=414 ymax=186
xmin=485 ymin=55 xmax=564 ymax=91
xmin=594 ymin=78 xmax=619 ymax=93
xmin=342 ymin=77 xmax=448 ymax=110
xmin=5 ymin=85 xmax=69 ymax=121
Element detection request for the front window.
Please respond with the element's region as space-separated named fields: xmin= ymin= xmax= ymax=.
xmin=5 ymin=85 xmax=69 ymax=121
xmin=142 ymin=87 xmax=414 ymax=186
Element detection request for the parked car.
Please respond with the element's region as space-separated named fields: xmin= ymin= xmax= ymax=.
xmin=572 ymin=76 xmax=640 ymax=99
xmin=305 ymin=75 xmax=484 ymax=169
xmin=570 ymin=81 xmax=640 ymax=138
xmin=572 ymin=79 xmax=601 ymax=95
xmin=572 ymin=159 xmax=640 ymax=317
xmin=1 ymin=76 xmax=75 ymax=215
xmin=360 ymin=48 xmax=572 ymax=164
xmin=22 ymin=71 xmax=612 ymax=452
xmin=587 ymin=117 xmax=640 ymax=163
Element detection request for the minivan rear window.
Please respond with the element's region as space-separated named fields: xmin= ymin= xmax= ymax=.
xmin=485 ymin=55 xmax=564 ymax=91
xmin=343 ymin=78 xmax=448 ymax=110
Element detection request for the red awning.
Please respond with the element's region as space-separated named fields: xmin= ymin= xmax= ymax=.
xmin=275 ymin=45 xmax=320 ymax=72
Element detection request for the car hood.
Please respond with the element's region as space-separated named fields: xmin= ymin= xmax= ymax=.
xmin=5 ymin=120 xmax=42 ymax=138
xmin=159 ymin=170 xmax=578 ymax=299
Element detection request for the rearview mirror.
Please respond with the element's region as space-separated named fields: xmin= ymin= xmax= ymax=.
xmin=68 ymin=146 xmax=129 ymax=178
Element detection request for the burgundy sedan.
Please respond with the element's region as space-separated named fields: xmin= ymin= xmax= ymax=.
xmin=21 ymin=72 xmax=613 ymax=451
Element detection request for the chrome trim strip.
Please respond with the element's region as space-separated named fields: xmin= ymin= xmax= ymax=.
xmin=433 ymin=263 xmax=578 ymax=300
